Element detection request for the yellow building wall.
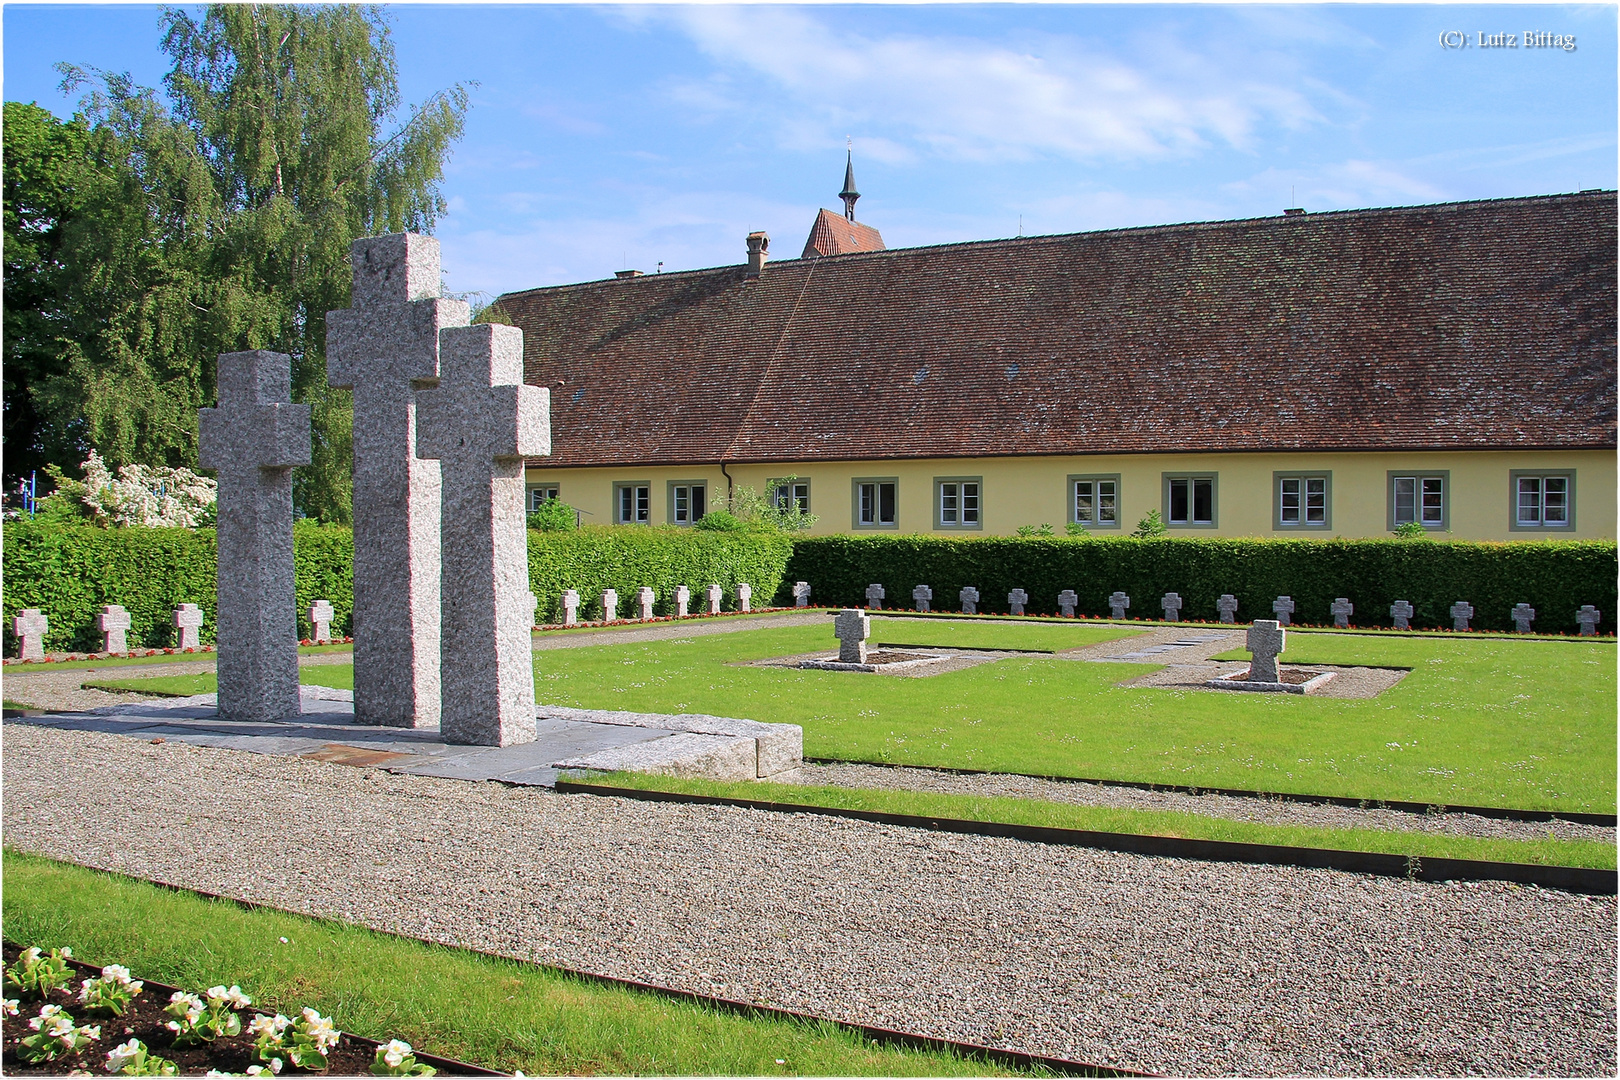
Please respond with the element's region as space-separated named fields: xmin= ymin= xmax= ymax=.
xmin=526 ymin=450 xmax=1615 ymax=541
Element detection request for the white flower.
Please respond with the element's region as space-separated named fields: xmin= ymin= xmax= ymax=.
xmin=205 ymin=985 xmax=229 ymax=1002
xmin=223 ymin=985 xmax=252 ymax=1008
xmin=78 ymin=1023 xmax=102 ymax=1041
xmin=59 ymin=947 xmax=72 ymax=958
xmin=3 ymin=999 xmax=17 ymax=1016
xmin=30 ymin=1003 xmax=66 ymax=1030
xmin=20 ymin=947 xmax=42 ymax=963
xmin=77 ymin=979 xmax=97 ymax=1002
xmin=170 ymin=990 xmax=203 ymax=1010
xmin=101 ymin=965 xmax=134 ymax=984
xmin=248 ymin=1013 xmax=289 ymax=1038
xmin=106 ymin=1039 xmax=145 ymax=1070
xmin=382 ymin=1039 xmax=412 ymax=1068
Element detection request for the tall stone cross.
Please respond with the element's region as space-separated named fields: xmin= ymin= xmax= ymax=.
xmin=1449 ymin=601 xmax=1474 ymax=631
xmin=834 ymin=608 xmax=870 ymax=664
xmin=562 ymin=589 xmax=581 ymax=626
xmin=1161 ymin=593 xmax=1182 ymax=622
xmin=1330 ymin=598 xmax=1354 ymax=629
xmin=98 ymin=605 xmax=131 ymax=654
xmin=1008 ymin=589 xmax=1029 ymax=616
xmin=960 ymin=587 xmax=979 ymax=615
xmin=1577 ymin=605 xmax=1601 ymax=636
xmin=1216 ymin=595 xmax=1239 ymax=623
xmin=637 ymin=587 xmax=656 ymax=620
xmin=737 ymin=583 xmax=752 ymax=612
xmin=865 ymin=583 xmax=885 ymax=610
xmin=793 ymin=581 xmax=811 ymax=608
xmin=328 ymin=233 xmax=469 ymax=729
xmin=601 ymin=588 xmax=620 ymax=622
xmin=913 ymin=585 xmax=932 ymax=612
xmin=199 ymin=349 xmax=311 ymax=723
xmin=308 ymin=600 xmax=335 ymax=643
xmin=1510 ymin=604 xmax=1536 ymax=633
xmin=1108 ymin=591 xmax=1130 ymax=619
xmin=1272 ymin=596 xmax=1295 ymax=626
xmin=1390 ymin=600 xmax=1414 ymax=630
xmin=706 ymin=583 xmax=722 ymax=614
xmin=675 ymin=585 xmax=691 ymax=617
xmin=1246 ymin=619 xmax=1286 ymax=683
xmin=174 ymin=604 xmax=205 ymax=649
xmin=1058 ymin=590 xmax=1078 ymax=617
xmin=416 ymin=321 xmax=549 ymax=747
xmin=11 ymin=608 xmax=47 ymax=660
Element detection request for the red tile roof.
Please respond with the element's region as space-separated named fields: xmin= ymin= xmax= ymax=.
xmin=501 ymin=193 xmax=1617 ymax=468
xmin=801 ymin=208 xmax=887 ymax=258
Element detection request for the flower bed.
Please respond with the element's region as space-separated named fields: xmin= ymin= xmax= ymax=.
xmin=1 ymin=942 xmax=492 ymax=1076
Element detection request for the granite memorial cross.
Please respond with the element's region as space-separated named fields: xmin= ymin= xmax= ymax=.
xmin=601 ymin=589 xmax=620 ymax=622
xmin=174 ymin=604 xmax=205 ymax=649
xmin=1450 ymin=601 xmax=1474 ymax=631
xmin=793 ymin=581 xmax=811 ymax=608
xmin=1216 ymin=595 xmax=1239 ymax=623
xmin=1510 ymin=604 xmax=1536 ymax=633
xmin=1108 ymin=591 xmax=1130 ymax=619
xmin=676 ymin=585 xmax=691 ymax=617
xmin=1008 ymin=589 xmax=1029 ymax=616
xmin=328 ymin=233 xmax=468 ymax=729
xmin=960 ymin=587 xmax=980 ymax=615
xmin=737 ymin=583 xmax=752 ymax=612
xmin=98 ymin=605 xmax=131 ymax=655
xmin=1272 ymin=596 xmax=1295 ymax=626
xmin=308 ymin=600 xmax=335 ymax=643
xmin=1390 ymin=600 xmax=1414 ymax=630
xmin=562 ymin=589 xmax=581 ymax=626
xmin=198 ymin=349 xmax=311 ymax=722
xmin=1161 ymin=593 xmax=1182 ymax=622
xmin=706 ymin=584 xmax=722 ymax=615
xmin=1246 ymin=619 xmax=1286 ymax=683
xmin=866 ymin=583 xmax=885 ymax=610
xmin=913 ymin=585 xmax=932 ymax=613
xmin=1058 ymin=590 xmax=1078 ymax=618
xmin=1331 ymin=598 xmax=1354 ymax=629
xmin=415 ymin=320 xmax=549 ymax=747
xmin=1577 ymin=605 xmax=1601 ymax=636
xmin=637 ymin=587 xmax=656 ymax=620
xmin=12 ymin=609 xmax=47 ymax=660
xmin=834 ymin=608 xmax=871 ymax=664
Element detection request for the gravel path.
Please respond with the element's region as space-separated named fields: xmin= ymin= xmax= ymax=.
xmin=785 ymin=763 xmax=1616 ymax=843
xmin=4 ymin=723 xmax=1613 ymax=1077
xmin=2 ymin=653 xmax=355 ymax=713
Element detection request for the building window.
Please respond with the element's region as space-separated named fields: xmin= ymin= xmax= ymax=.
xmin=614 ymin=483 xmax=650 ymax=525
xmin=527 ymin=485 xmax=560 ymax=512
xmin=935 ymin=477 xmax=983 ymax=530
xmin=1388 ymin=472 xmax=1448 ymax=531
xmin=1163 ymin=474 xmax=1217 ymax=528
xmin=853 ymin=478 xmax=898 ymax=529
xmin=1069 ymin=475 xmax=1120 ymax=529
xmin=1510 ymin=471 xmax=1575 ymax=531
xmin=773 ymin=480 xmax=810 ymax=513
xmin=667 ymin=481 xmax=707 ymax=525
xmin=1274 ymin=472 xmax=1331 ymax=530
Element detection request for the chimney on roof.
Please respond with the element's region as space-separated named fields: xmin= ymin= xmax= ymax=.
xmin=614 ymin=269 xmax=643 ymax=279
xmin=745 ymin=231 xmax=769 ymax=277
xmin=1283 ymin=207 xmax=1306 ymax=216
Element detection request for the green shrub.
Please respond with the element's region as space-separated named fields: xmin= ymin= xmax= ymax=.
xmin=527 ymin=499 xmax=578 ymax=532
xmin=784 ymin=535 xmax=1618 ymax=633
xmin=692 ymin=510 xmax=746 ymax=532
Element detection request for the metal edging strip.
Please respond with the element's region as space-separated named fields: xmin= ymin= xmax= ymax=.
xmin=554 ymin=782 xmax=1618 ymax=897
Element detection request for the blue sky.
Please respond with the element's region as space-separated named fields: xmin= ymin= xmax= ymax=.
xmin=6 ymin=3 xmax=1616 ymax=297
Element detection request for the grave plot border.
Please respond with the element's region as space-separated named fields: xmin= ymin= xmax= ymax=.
xmin=556 ymin=782 xmax=1618 ymax=896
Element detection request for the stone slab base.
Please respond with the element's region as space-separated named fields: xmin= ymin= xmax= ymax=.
xmin=1206 ymin=670 xmax=1337 ymax=695
xmin=797 ymin=654 xmax=948 ymax=673
xmin=535 ymin=705 xmax=802 ymax=779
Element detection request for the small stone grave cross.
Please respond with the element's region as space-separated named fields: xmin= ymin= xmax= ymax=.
xmin=1272 ymin=596 xmax=1295 ymax=626
xmin=601 ymin=589 xmax=619 ymax=622
xmin=1058 ymin=590 xmax=1078 ymax=617
xmin=11 ymin=608 xmax=47 ymax=660
xmin=793 ymin=581 xmax=811 ymax=608
xmin=1246 ymin=619 xmax=1286 ymax=683
xmin=637 ymin=587 xmax=656 ymax=620
xmin=913 ymin=585 xmax=932 ymax=613
xmin=1330 ymin=598 xmax=1354 ymax=629
xmin=98 ymin=605 xmax=131 ymax=654
xmin=866 ymin=583 xmax=885 ymax=610
xmin=1390 ymin=600 xmax=1414 ymax=630
xmin=308 ymin=600 xmax=335 ymax=643
xmin=1008 ymin=589 xmax=1029 ymax=616
xmin=676 ymin=585 xmax=691 ymax=617
xmin=834 ymin=608 xmax=870 ymax=664
xmin=1510 ymin=603 xmax=1536 ymax=633
xmin=960 ymin=587 xmax=980 ymax=615
xmin=1216 ymin=595 xmax=1239 ymax=623
xmin=1577 ymin=605 xmax=1601 ymax=636
xmin=737 ymin=583 xmax=752 ymax=612
xmin=706 ymin=584 xmax=722 ymax=614
xmin=1108 ymin=591 xmax=1130 ymax=619
xmin=562 ymin=590 xmax=581 ymax=626
xmin=1450 ymin=601 xmax=1474 ymax=631
xmin=174 ymin=604 xmax=204 ymax=650
xmin=1161 ymin=593 xmax=1182 ymax=622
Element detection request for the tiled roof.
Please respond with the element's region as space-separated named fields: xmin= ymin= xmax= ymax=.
xmin=500 ymin=192 xmax=1617 ymax=468
xmin=801 ymin=208 xmax=887 ymax=258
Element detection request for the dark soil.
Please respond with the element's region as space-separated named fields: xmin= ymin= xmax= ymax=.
xmin=861 ymin=650 xmax=939 ymax=665
xmin=2 ymin=942 xmax=496 ymax=1076
xmin=1235 ymin=667 xmax=1326 ymax=685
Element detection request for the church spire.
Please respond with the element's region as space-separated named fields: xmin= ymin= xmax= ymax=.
xmin=839 ymin=147 xmax=860 ymax=222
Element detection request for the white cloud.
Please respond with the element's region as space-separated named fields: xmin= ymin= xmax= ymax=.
xmin=1225 ymin=160 xmax=1448 ymax=212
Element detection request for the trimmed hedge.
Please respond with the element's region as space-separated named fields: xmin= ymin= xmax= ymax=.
xmin=785 ymin=535 xmax=1619 ymax=635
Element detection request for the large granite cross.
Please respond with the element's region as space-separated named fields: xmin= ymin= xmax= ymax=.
xmin=865 ymin=583 xmax=885 ymax=610
xmin=1390 ymin=600 xmax=1414 ymax=630
xmin=675 ymin=585 xmax=690 ymax=617
xmin=11 ymin=608 xmax=47 ymax=660
xmin=1216 ymin=595 xmax=1239 ymax=623
xmin=1246 ymin=619 xmax=1285 ymax=683
xmin=416 ymin=322 xmax=549 ymax=747
xmin=1577 ymin=605 xmax=1601 ymax=636
xmin=637 ymin=587 xmax=656 ymax=620
xmin=960 ymin=587 xmax=979 ymax=615
xmin=174 ymin=604 xmax=205 ymax=649
xmin=1108 ymin=591 xmax=1130 ymax=619
xmin=793 ymin=581 xmax=811 ymax=608
xmin=562 ymin=589 xmax=581 ymax=626
xmin=308 ymin=600 xmax=335 ymax=643
xmin=913 ymin=585 xmax=932 ymax=612
xmin=328 ymin=233 xmax=468 ymax=729
xmin=1008 ymin=589 xmax=1028 ymax=616
xmin=1161 ymin=593 xmax=1182 ymax=622
xmin=1272 ymin=596 xmax=1295 ymax=626
xmin=1330 ymin=598 xmax=1354 ymax=629
xmin=834 ymin=608 xmax=870 ymax=664
xmin=1058 ymin=590 xmax=1078 ymax=617
xmin=98 ymin=605 xmax=131 ymax=654
xmin=706 ymin=584 xmax=722 ymax=614
xmin=737 ymin=583 xmax=752 ymax=612
xmin=1450 ymin=601 xmax=1474 ymax=631
xmin=199 ymin=349 xmax=311 ymax=722
xmin=1511 ymin=603 xmax=1536 ymax=633
xmin=602 ymin=588 xmax=619 ymax=622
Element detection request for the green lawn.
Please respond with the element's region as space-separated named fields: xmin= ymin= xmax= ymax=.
xmin=1 ymin=850 xmax=1029 ymax=1077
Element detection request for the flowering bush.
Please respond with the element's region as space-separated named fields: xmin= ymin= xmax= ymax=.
xmin=106 ymin=1037 xmax=179 ymax=1076
xmin=5 ymin=946 xmax=76 ymax=999
xmin=164 ymin=985 xmax=248 ymax=1045
xmin=18 ymin=1002 xmax=101 ymax=1062
xmin=45 ymin=451 xmax=217 ymax=528
xmin=78 ymin=963 xmax=145 ymax=1015
xmin=371 ymin=1038 xmax=437 ymax=1076
xmin=250 ymin=1006 xmax=341 ymax=1072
